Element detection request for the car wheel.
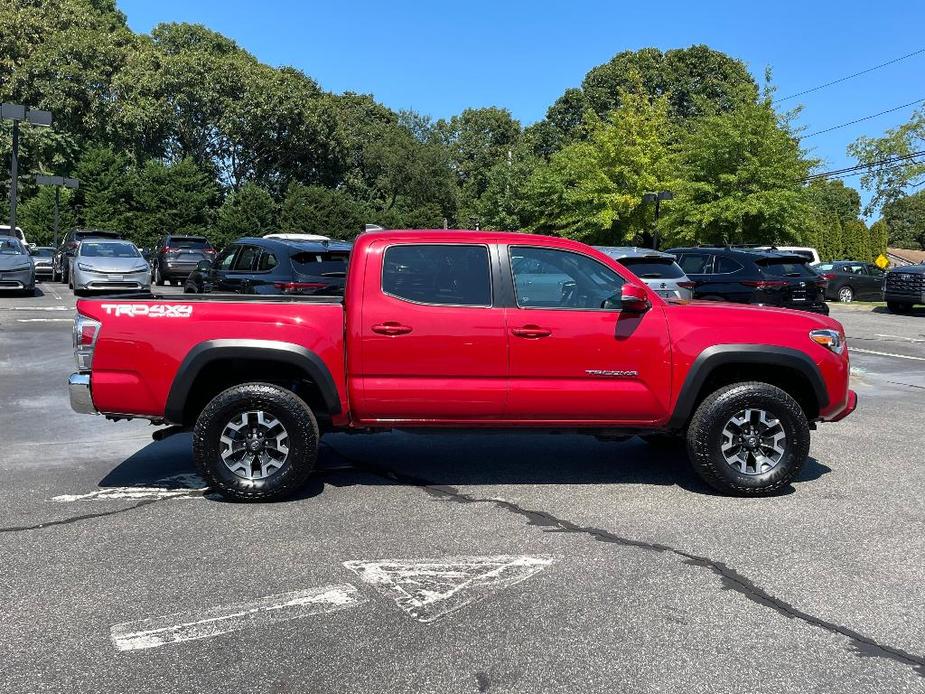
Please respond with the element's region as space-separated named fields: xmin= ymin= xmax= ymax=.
xmin=837 ymin=286 xmax=854 ymax=303
xmin=686 ymin=382 xmax=809 ymax=496
xmin=193 ymin=383 xmax=319 ymax=502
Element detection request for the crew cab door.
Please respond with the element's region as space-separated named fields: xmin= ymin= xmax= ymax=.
xmin=351 ymin=241 xmax=508 ymax=421
xmin=503 ymin=245 xmax=672 ymax=423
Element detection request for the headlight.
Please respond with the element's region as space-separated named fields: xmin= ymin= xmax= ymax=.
xmin=77 ymin=263 xmax=95 ymax=271
xmin=129 ymin=264 xmax=149 ymax=273
xmin=7 ymin=263 xmax=32 ymax=271
xmin=809 ymin=329 xmax=845 ymax=355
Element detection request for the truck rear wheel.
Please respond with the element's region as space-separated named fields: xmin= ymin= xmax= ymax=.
xmin=686 ymin=382 xmax=809 ymax=496
xmin=193 ymin=382 xmax=319 ymax=502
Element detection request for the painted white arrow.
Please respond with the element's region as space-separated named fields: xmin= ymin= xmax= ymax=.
xmin=343 ymin=555 xmax=555 ymax=623
xmin=111 ymin=584 xmax=365 ymax=651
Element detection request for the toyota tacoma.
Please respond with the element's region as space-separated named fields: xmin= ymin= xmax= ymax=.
xmin=69 ymin=230 xmax=857 ymax=500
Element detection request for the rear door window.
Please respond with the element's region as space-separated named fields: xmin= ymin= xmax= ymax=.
xmin=258 ymin=252 xmax=278 ymax=272
xmin=382 ymin=244 xmax=491 ymax=306
xmin=232 ymin=245 xmax=260 ymax=272
xmin=714 ymin=257 xmax=744 ymax=274
xmin=677 ymin=253 xmax=713 ymax=275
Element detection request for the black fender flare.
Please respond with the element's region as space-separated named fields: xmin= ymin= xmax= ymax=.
xmin=164 ymin=339 xmax=342 ymax=424
xmin=667 ymin=344 xmax=829 ymax=430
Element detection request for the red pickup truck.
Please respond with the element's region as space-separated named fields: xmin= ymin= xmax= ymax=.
xmin=69 ymin=230 xmax=857 ymax=500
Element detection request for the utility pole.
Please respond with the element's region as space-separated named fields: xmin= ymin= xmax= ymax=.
xmin=642 ymin=191 xmax=673 ymax=250
xmin=2 ymin=103 xmax=53 ymax=235
xmin=36 ymin=175 xmax=79 ymax=246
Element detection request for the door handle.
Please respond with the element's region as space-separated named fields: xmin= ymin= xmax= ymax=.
xmin=372 ymin=322 xmax=413 ymax=336
xmin=511 ymin=325 xmax=552 ymax=339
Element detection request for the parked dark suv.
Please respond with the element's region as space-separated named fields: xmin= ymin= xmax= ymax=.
xmin=184 ymin=237 xmax=352 ymax=295
xmin=151 ymin=235 xmax=216 ymax=285
xmin=814 ymin=261 xmax=886 ymax=303
xmin=884 ymin=265 xmax=925 ymax=314
xmin=666 ymin=246 xmax=829 ymax=314
xmin=52 ymin=229 xmax=123 ymax=284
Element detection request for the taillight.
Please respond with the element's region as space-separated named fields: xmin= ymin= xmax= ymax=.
xmin=73 ymin=314 xmax=101 ymax=371
xmin=741 ymin=280 xmax=788 ymax=289
xmin=677 ymin=281 xmax=696 ymax=289
xmin=820 ymin=273 xmax=836 ymax=281
xmin=273 ymin=281 xmax=327 ymax=294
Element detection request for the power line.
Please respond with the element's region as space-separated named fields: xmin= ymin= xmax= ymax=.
xmin=801 ymin=97 xmax=925 ymax=138
xmin=777 ymin=48 xmax=925 ymax=103
xmin=803 ymin=150 xmax=925 ymax=182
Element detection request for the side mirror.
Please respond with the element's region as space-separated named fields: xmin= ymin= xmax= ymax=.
xmin=614 ymin=284 xmax=651 ymax=313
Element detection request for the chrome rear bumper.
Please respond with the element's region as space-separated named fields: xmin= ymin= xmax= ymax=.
xmin=68 ymin=373 xmax=98 ymax=415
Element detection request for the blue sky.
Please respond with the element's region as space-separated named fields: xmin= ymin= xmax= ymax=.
xmin=117 ymin=0 xmax=922 ymax=213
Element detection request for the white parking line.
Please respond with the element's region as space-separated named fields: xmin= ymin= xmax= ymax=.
xmin=16 ymin=318 xmax=72 ymax=323
xmin=849 ymin=347 xmax=925 ymax=362
xmin=0 ymin=306 xmax=74 ymax=311
xmin=111 ymin=584 xmax=365 ymax=651
xmin=875 ymin=333 xmax=925 ymax=343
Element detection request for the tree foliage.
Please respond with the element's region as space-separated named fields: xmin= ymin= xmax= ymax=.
xmin=881 ymin=190 xmax=925 ymax=250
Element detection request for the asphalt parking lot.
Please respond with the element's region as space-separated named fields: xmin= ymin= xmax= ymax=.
xmin=1 ymin=285 xmax=923 ymax=694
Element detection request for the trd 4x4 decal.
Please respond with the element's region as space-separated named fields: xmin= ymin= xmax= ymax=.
xmin=100 ymin=304 xmax=193 ymax=318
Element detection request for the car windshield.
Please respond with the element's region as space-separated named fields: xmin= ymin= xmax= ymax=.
xmin=76 ymin=231 xmax=121 ymax=241
xmin=758 ymin=258 xmax=816 ymax=278
xmin=31 ymin=248 xmax=54 ymax=257
xmin=80 ymin=242 xmax=140 ymax=258
xmin=619 ymin=257 xmax=685 ymax=279
xmin=0 ymin=239 xmax=25 ymax=255
xmin=291 ymin=251 xmax=350 ymax=277
xmin=169 ymin=237 xmax=210 ymax=249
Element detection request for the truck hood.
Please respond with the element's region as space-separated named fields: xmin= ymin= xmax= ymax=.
xmin=663 ymin=297 xmax=842 ymax=331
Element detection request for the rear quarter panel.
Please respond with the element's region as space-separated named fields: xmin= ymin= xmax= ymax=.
xmin=78 ymin=298 xmax=346 ymax=421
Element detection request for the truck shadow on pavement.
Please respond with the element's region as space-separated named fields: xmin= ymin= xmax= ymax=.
xmin=97 ymin=431 xmax=832 ymax=501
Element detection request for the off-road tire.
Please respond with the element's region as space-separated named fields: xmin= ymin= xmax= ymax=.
xmin=686 ymin=381 xmax=809 ymax=496
xmin=193 ymin=382 xmax=319 ymax=502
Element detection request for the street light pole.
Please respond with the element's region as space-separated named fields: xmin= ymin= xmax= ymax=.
xmin=2 ymin=103 xmax=53 ymax=236
xmin=35 ymin=175 xmax=79 ymax=247
xmin=642 ymin=190 xmax=673 ymax=250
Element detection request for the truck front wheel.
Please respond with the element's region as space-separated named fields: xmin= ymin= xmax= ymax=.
xmin=686 ymin=382 xmax=809 ymax=496
xmin=193 ymin=383 xmax=319 ymax=502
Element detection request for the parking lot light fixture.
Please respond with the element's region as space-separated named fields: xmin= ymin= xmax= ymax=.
xmin=642 ymin=190 xmax=673 ymax=249
xmin=35 ymin=175 xmax=79 ymax=247
xmin=3 ymin=103 xmax=53 ymax=237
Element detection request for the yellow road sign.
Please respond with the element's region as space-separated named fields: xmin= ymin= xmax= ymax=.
xmin=875 ymin=254 xmax=890 ymax=269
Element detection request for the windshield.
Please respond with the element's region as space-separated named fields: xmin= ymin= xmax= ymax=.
xmin=80 ymin=242 xmax=140 ymax=258
xmin=814 ymin=263 xmax=834 ymax=272
xmin=291 ymin=251 xmax=350 ymax=277
xmin=758 ymin=259 xmax=816 ymax=278
xmin=619 ymin=257 xmax=685 ymax=279
xmin=169 ymin=237 xmax=211 ymax=249
xmin=31 ymin=248 xmax=54 ymax=257
xmin=0 ymin=239 xmax=26 ymax=255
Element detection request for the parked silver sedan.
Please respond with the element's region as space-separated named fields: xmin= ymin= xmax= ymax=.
xmin=0 ymin=237 xmax=37 ymax=296
xmin=70 ymin=240 xmax=150 ymax=296
xmin=595 ymin=246 xmax=695 ymax=300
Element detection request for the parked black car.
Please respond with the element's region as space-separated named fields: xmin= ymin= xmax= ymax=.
xmin=184 ymin=237 xmax=352 ymax=296
xmin=666 ymin=246 xmax=829 ymax=314
xmin=814 ymin=261 xmax=886 ymax=303
xmin=883 ymin=265 xmax=925 ymax=314
xmin=151 ymin=235 xmax=216 ymax=285
xmin=52 ymin=229 xmax=123 ymax=283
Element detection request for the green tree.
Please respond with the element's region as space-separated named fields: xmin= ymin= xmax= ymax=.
xmin=841 ymin=219 xmax=871 ymax=261
xmin=278 ymin=184 xmax=369 ymax=239
xmin=131 ymin=158 xmax=218 ymax=248
xmin=664 ymin=96 xmax=814 ymax=246
xmin=18 ymin=186 xmax=76 ymax=245
xmin=214 ymin=183 xmax=276 ymax=246
xmin=869 ymin=219 xmax=889 ymax=258
xmin=476 ymin=142 xmax=538 ymax=230
xmin=848 ymin=108 xmax=925 ymax=215
xmin=530 ymin=46 xmax=758 ymax=156
xmin=526 ymin=87 xmax=678 ymax=245
xmin=73 ymin=146 xmax=136 ymax=231
xmin=804 ymin=179 xmax=862 ymax=227
xmin=881 ymin=190 xmax=925 ymax=249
